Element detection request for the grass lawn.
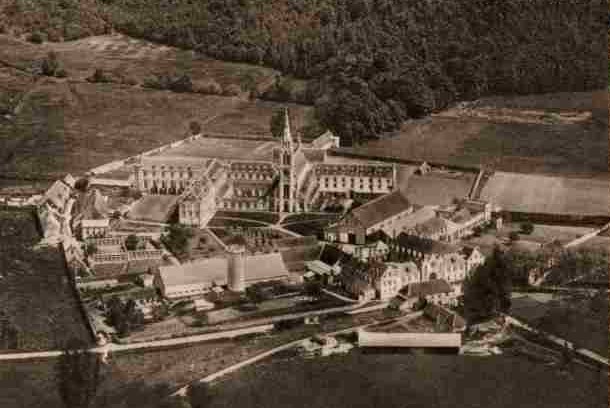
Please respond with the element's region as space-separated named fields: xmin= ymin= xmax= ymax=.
xmin=208 ymin=350 xmax=607 ymax=408
xmin=127 ymin=195 xmax=179 ymax=223
xmin=207 ymin=217 xmax=269 ymax=228
xmin=400 ymin=171 xmax=476 ymax=206
xmin=510 ymin=295 xmax=608 ymax=358
xmin=214 ymin=211 xmax=279 ymax=224
xmin=281 ymin=212 xmax=340 ymax=225
xmin=176 ymin=228 xmax=226 ymax=263
xmin=282 ymin=219 xmax=334 ymax=237
xmin=0 ymin=35 xmax=311 ymax=183
xmin=480 ymin=171 xmax=610 ymax=216
xmin=338 ymin=115 xmax=606 ymax=177
xmin=0 ymin=207 xmax=92 ymax=351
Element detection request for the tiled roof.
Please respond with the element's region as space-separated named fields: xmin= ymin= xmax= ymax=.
xmin=302 ymin=148 xmax=326 ymax=163
xmin=319 ymin=244 xmax=350 ymax=266
xmin=350 ymin=190 xmax=411 ymax=228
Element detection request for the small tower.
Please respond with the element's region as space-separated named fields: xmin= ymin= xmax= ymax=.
xmin=227 ymin=244 xmax=246 ymax=292
xmin=273 ymin=108 xmax=299 ymax=213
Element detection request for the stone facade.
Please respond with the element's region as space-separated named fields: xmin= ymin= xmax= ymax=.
xmin=131 ymin=109 xmax=397 ymax=225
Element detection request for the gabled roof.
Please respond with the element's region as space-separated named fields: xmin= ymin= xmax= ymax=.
xmin=348 ymin=190 xmax=411 ymax=228
xmin=396 ymin=233 xmax=460 ymax=255
xmin=460 ymin=246 xmax=481 ymax=259
xmin=302 ymin=148 xmax=326 ymax=163
xmin=319 ymin=243 xmax=350 ymax=266
xmin=245 ymin=252 xmax=289 ymax=282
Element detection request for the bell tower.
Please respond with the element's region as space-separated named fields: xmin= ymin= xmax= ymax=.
xmin=273 ymin=108 xmax=298 ymax=213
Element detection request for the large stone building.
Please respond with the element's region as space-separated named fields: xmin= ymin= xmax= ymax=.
xmin=324 ymin=190 xmax=413 ymax=245
xmin=132 ymin=109 xmax=397 ymax=226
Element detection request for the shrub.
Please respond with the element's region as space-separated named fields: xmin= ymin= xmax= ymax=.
xmin=27 ymin=31 xmax=44 ymax=44
xmin=40 ymin=52 xmax=60 ymax=76
xmin=520 ymin=222 xmax=534 ymax=235
xmin=87 ymin=68 xmax=111 ymax=83
xmin=222 ymin=84 xmax=241 ymax=96
xmin=194 ymin=79 xmax=222 ymax=95
xmin=55 ymin=68 xmax=68 ymax=78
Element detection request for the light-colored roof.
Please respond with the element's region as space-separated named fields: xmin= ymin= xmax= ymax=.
xmin=159 ymin=258 xmax=229 ymax=288
xmin=349 ymin=190 xmax=411 ymax=228
xmin=45 ymin=180 xmax=71 ymax=209
xmin=159 ymin=252 xmax=289 ymax=288
xmin=245 ymin=252 xmax=289 ymax=282
xmin=358 ymin=330 xmax=461 ymax=348
xmin=82 ymin=219 xmax=110 ymax=228
xmin=399 ymin=206 xmax=438 ymax=229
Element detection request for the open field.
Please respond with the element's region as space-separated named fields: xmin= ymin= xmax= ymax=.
xmin=510 ymin=295 xmax=608 ymax=358
xmin=127 ymin=195 xmax=179 ymax=223
xmin=0 ymin=34 xmax=277 ymax=93
xmin=0 ymin=308 xmax=401 ymax=408
xmin=0 ymin=208 xmax=92 ymax=351
xmin=400 ymin=171 xmax=476 ymax=206
xmin=210 ymin=350 xmax=606 ymax=408
xmin=337 ymin=114 xmax=607 ymax=177
xmin=480 ymin=172 xmax=610 ymax=216
xmin=0 ymin=35 xmax=311 ymax=182
xmin=154 ymin=137 xmax=278 ymax=161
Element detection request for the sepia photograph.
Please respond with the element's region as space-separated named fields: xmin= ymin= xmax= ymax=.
xmin=0 ymin=1 xmax=607 ymax=407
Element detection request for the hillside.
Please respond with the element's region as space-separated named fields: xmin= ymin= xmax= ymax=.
xmin=1 ymin=0 xmax=606 ymax=146
xmin=0 ymin=34 xmax=311 ymax=183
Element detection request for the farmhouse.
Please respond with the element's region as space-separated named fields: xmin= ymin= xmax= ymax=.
xmin=131 ymin=109 xmax=397 ymax=226
xmin=399 ymin=279 xmax=456 ymax=308
xmin=394 ymin=234 xmax=485 ymax=295
xmin=324 ymin=190 xmax=413 ymax=245
xmin=339 ymin=259 xmax=417 ymax=302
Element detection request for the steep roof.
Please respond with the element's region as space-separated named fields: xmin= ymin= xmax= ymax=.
xmin=319 ymin=243 xmax=350 ymax=266
xmin=349 ymin=190 xmax=411 ymax=228
xmin=244 ymin=252 xmax=289 ymax=282
xmin=159 ymin=258 xmax=228 ymax=287
xmin=302 ymin=148 xmax=326 ymax=163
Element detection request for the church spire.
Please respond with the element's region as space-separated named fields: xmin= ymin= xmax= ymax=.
xmin=282 ymin=107 xmax=293 ymax=147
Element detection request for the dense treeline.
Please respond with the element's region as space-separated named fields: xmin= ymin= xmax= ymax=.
xmin=3 ymin=1 xmax=606 ymax=145
xmin=102 ymin=0 xmax=606 ymax=145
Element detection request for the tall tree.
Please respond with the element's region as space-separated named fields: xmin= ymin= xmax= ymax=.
xmin=463 ymin=246 xmax=512 ymax=323
xmin=269 ymin=108 xmax=287 ymax=139
xmin=55 ymin=339 xmax=101 ymax=408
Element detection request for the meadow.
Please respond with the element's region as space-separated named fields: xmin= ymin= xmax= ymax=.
xmin=480 ymin=172 xmax=610 ymax=216
xmin=0 ymin=207 xmax=92 ymax=351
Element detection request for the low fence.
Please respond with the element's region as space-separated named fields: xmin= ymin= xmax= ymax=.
xmin=500 ymin=211 xmax=610 ymax=228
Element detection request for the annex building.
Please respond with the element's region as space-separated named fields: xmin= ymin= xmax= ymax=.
xmin=131 ymin=109 xmax=397 ymax=226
